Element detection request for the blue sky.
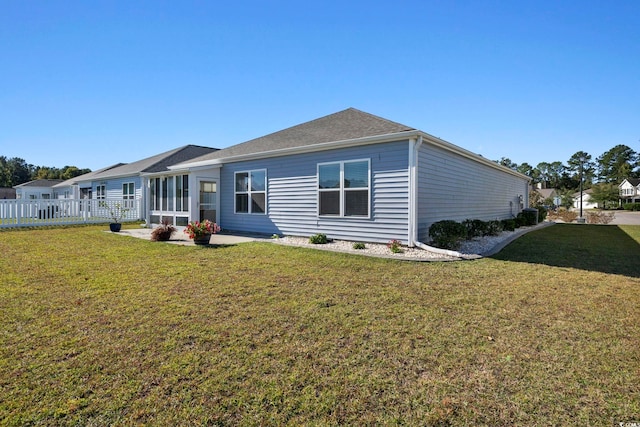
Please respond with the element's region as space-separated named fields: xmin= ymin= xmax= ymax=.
xmin=1 ymin=0 xmax=638 ymax=171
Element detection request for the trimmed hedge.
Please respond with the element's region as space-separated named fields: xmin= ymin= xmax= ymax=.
xmin=428 ymin=220 xmax=467 ymax=250
xmin=623 ymin=203 xmax=640 ymax=211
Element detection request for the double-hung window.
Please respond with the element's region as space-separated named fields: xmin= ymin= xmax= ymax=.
xmin=96 ymin=184 xmax=106 ymax=200
xmin=235 ymin=170 xmax=266 ymax=214
xmin=122 ymin=183 xmax=135 ymax=208
xmin=318 ymin=159 xmax=370 ymax=217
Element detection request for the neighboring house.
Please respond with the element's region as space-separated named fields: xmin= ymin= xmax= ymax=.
xmin=0 ymin=187 xmax=16 ymax=199
xmin=54 ymin=164 xmax=127 ymax=199
xmin=532 ymin=186 xmax=560 ymax=207
xmin=166 ymin=108 xmax=530 ymax=246
xmin=619 ymin=178 xmax=640 ymax=203
xmin=67 ymin=145 xmax=219 ymax=225
xmin=14 ymin=179 xmax=64 ymax=199
xmin=572 ymin=188 xmax=599 ymax=211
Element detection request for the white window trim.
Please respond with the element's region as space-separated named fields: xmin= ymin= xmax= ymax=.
xmin=234 ymin=169 xmax=267 ymax=215
xmin=317 ymin=158 xmax=371 ymax=218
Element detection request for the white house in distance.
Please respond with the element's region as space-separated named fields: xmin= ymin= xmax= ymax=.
xmin=619 ymin=178 xmax=640 ymax=204
xmin=14 ymin=179 xmax=64 ymax=199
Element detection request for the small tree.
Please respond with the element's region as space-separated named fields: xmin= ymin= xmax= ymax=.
xmin=588 ymin=183 xmax=619 ymax=209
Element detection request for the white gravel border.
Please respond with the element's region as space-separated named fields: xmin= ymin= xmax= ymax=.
xmin=272 ymin=222 xmax=554 ymax=261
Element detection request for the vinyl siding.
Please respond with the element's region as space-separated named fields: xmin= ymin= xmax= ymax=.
xmin=219 ymin=141 xmax=410 ymax=243
xmin=417 ymin=142 xmax=529 ymax=242
xmin=93 ymin=177 xmax=143 ymax=199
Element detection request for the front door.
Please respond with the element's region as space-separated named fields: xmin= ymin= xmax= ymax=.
xmin=199 ymin=181 xmax=217 ymax=223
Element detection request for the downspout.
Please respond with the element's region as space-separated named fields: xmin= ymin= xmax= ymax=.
xmin=410 ymin=135 xmax=466 ymax=259
xmin=407 ymin=136 xmax=422 ymax=247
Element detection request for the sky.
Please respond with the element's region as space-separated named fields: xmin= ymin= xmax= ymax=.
xmin=1 ymin=0 xmax=638 ymax=171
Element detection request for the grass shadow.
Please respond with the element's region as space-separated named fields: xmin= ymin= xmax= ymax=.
xmin=491 ymin=223 xmax=640 ymax=278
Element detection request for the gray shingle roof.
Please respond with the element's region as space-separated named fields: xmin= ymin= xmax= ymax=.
xmin=626 ymin=178 xmax=640 ymax=186
xmin=90 ymin=145 xmax=218 ymax=179
xmin=183 ymin=108 xmax=415 ymax=163
xmin=14 ymin=179 xmax=64 ymax=188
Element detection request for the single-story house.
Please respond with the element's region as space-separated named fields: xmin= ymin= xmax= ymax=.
xmin=14 ymin=179 xmax=64 ymax=199
xmin=157 ymin=108 xmax=531 ymax=246
xmin=619 ymin=178 xmax=640 ymax=203
xmin=56 ymin=145 xmax=218 ymax=225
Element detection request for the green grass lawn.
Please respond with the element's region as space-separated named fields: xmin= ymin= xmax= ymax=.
xmin=1 ymin=224 xmax=639 ymax=425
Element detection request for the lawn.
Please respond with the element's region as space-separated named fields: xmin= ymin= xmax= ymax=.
xmin=1 ymin=224 xmax=638 ymax=425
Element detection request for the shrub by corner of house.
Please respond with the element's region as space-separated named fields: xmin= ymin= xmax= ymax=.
xmin=428 ymin=220 xmax=467 ymax=250
xmin=309 ymin=233 xmax=329 ymax=244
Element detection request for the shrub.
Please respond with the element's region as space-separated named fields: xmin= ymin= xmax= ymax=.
xmin=309 ymin=233 xmax=329 ymax=244
xmin=150 ymin=219 xmax=176 ymax=241
xmin=428 ymin=220 xmax=467 ymax=250
xmin=587 ymin=211 xmax=615 ymax=224
xmin=387 ymin=240 xmax=403 ymax=253
xmin=623 ymin=203 xmax=640 ymax=211
xmin=462 ymin=219 xmax=488 ymax=239
xmin=515 ymin=213 xmax=528 ymax=228
xmin=486 ymin=220 xmax=503 ymax=236
xmin=520 ymin=209 xmax=538 ymax=226
xmin=352 ymin=242 xmax=366 ymax=250
xmin=501 ymin=219 xmax=516 ymax=231
xmin=548 ymin=208 xmax=578 ymax=223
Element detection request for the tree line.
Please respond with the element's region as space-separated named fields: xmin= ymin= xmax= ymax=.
xmin=0 ymin=156 xmax=91 ymax=188
xmin=497 ymin=144 xmax=639 ymax=208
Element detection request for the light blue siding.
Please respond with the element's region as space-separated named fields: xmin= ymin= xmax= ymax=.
xmin=220 ymin=141 xmax=411 ymax=243
xmin=417 ymin=142 xmax=529 ymax=242
xmin=92 ymin=177 xmax=143 ymax=199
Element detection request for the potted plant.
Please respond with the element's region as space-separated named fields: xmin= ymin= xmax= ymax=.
xmin=99 ymin=201 xmax=130 ymax=232
xmin=184 ymin=219 xmax=221 ymax=245
xmin=150 ymin=219 xmax=177 ymax=241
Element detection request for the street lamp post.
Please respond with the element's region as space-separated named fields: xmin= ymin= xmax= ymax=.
xmin=578 ymin=155 xmax=586 ymax=223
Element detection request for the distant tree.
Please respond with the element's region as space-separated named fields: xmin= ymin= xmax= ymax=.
xmin=497 ymin=157 xmax=518 ymax=170
xmin=0 ymin=157 xmax=33 ymax=186
xmin=516 ymin=162 xmax=540 ymax=184
xmin=547 ymin=161 xmax=565 ymax=189
xmin=589 ymin=183 xmax=620 ymax=209
xmin=566 ymin=151 xmax=595 ymax=189
xmin=597 ymin=145 xmax=638 ymax=183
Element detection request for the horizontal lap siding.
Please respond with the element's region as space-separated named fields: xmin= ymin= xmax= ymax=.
xmin=220 ymin=141 xmax=410 ymax=243
xmin=417 ymin=143 xmax=529 ymax=242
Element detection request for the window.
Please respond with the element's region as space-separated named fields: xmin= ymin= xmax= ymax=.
xmin=235 ymin=170 xmax=266 ymax=214
xmin=150 ymin=175 xmax=189 ymax=212
xmin=318 ymin=159 xmax=369 ymax=217
xmin=96 ymin=184 xmax=106 ymax=200
xmin=123 ymin=183 xmax=135 ymax=208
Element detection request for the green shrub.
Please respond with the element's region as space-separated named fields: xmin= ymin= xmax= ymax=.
xmin=352 ymin=242 xmax=366 ymax=250
xmin=387 ymin=240 xmax=403 ymax=253
xmin=502 ymin=219 xmax=516 ymax=231
xmin=486 ymin=220 xmax=503 ymax=236
xmin=309 ymin=233 xmax=328 ymax=244
xmin=623 ymin=203 xmax=640 ymax=211
xmin=428 ymin=220 xmax=467 ymax=250
xmin=515 ymin=213 xmax=527 ymax=228
xmin=462 ymin=219 xmax=488 ymax=239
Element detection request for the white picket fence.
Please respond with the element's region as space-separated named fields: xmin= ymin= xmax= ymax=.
xmin=0 ymin=198 xmax=142 ymax=228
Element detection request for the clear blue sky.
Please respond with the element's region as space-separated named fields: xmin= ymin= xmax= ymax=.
xmin=1 ymin=0 xmax=638 ymax=171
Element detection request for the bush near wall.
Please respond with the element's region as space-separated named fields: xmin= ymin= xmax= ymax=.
xmin=428 ymin=218 xmax=508 ymax=250
xmin=623 ymin=203 xmax=640 ymax=211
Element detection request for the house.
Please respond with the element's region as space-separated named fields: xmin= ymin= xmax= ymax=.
xmin=63 ymin=145 xmax=218 ymax=224
xmin=619 ymin=178 xmax=640 ymax=203
xmin=14 ymin=179 xmax=64 ymax=199
xmin=572 ymin=188 xmax=599 ymax=211
xmin=161 ymin=108 xmax=530 ymax=246
xmin=531 ymin=186 xmax=561 ymax=207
